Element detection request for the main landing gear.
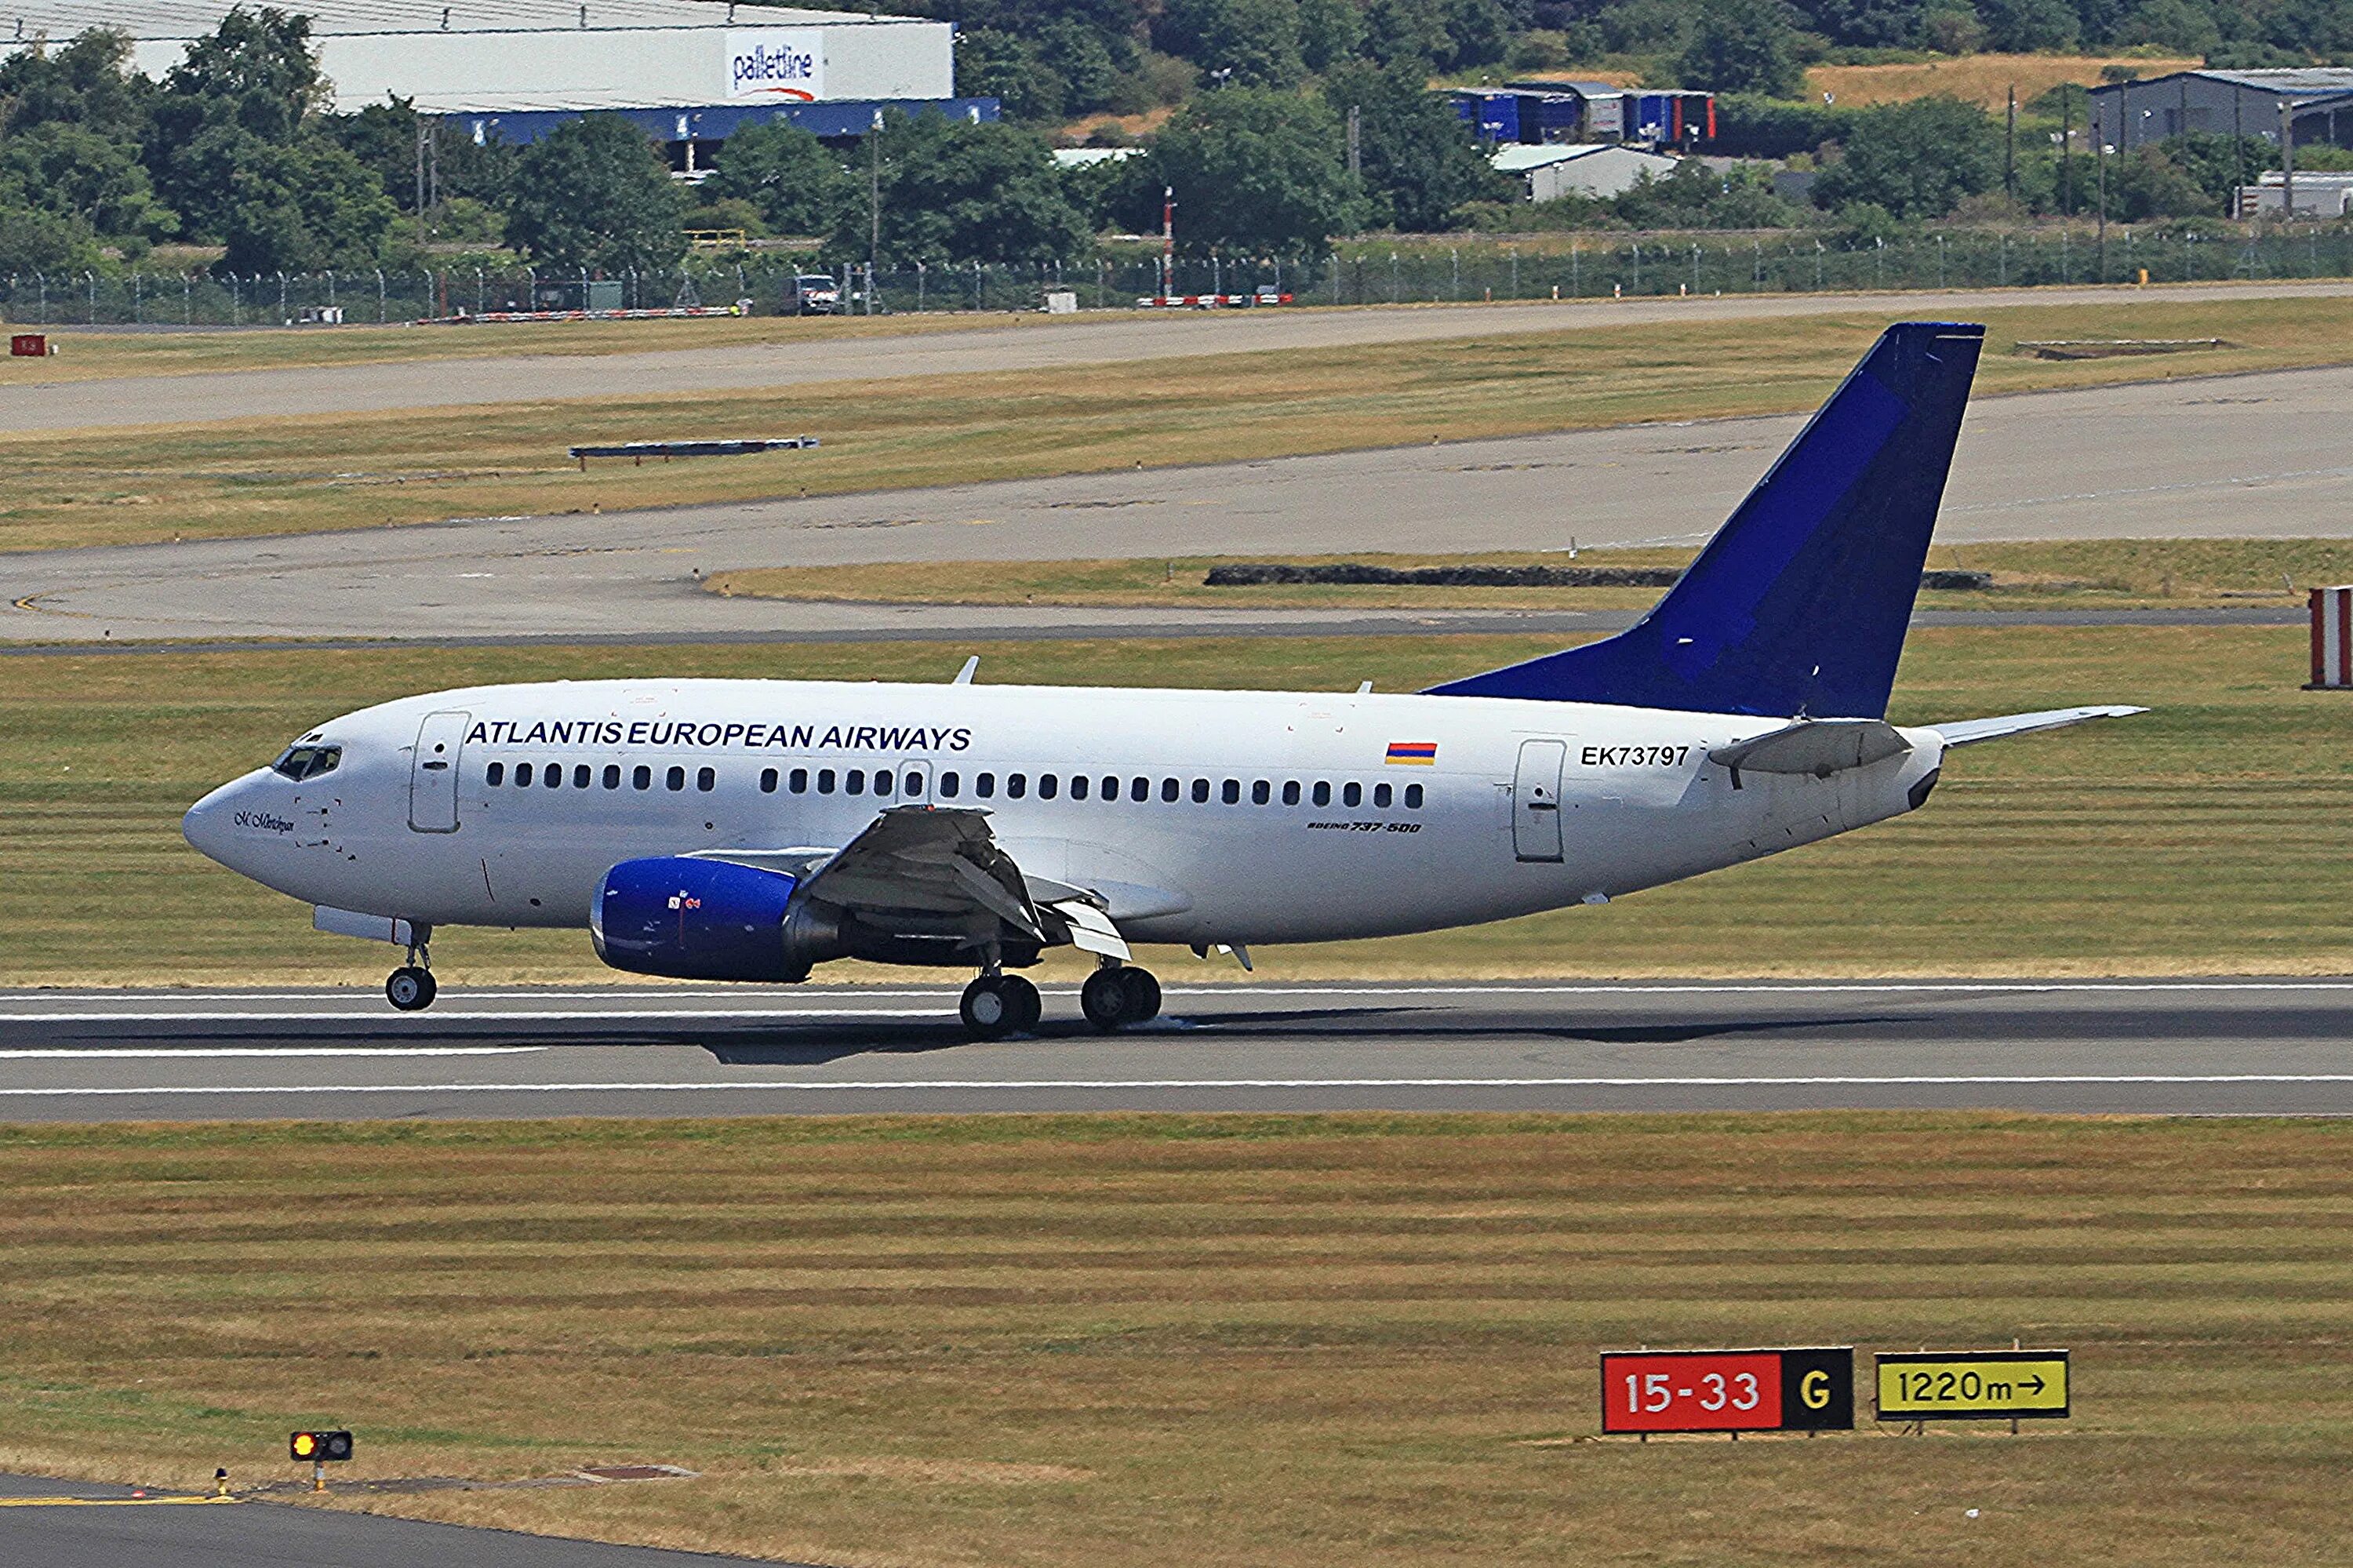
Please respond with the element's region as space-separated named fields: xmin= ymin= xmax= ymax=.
xmin=386 ymin=934 xmax=437 ymax=1012
xmin=960 ymin=971 xmax=1040 ymax=1039
xmin=1081 ymin=962 xmax=1162 ymax=1032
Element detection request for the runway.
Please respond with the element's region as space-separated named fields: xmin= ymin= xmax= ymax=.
xmin=5 ymin=362 xmax=2348 ymax=645
xmin=0 ymin=1472 xmax=762 ymax=1568
xmin=5 ymin=281 xmax=2347 ymax=433
xmin=5 ymin=980 xmax=2351 ymax=1120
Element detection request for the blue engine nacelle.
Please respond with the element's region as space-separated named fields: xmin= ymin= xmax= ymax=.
xmin=591 ymin=857 xmax=837 ymax=982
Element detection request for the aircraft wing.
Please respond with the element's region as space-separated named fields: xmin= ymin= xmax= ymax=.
xmin=1926 ymin=705 xmax=2147 ymax=747
xmin=702 ymin=806 xmax=1132 ymax=962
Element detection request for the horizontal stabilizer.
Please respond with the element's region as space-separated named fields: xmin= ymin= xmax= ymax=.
xmin=1929 ymin=705 xmax=2147 ymax=747
xmin=1709 ymin=718 xmax=1910 ymax=778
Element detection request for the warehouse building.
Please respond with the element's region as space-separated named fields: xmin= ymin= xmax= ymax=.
xmin=1491 ymin=142 xmax=1679 ymax=202
xmin=1445 ymin=82 xmax=1714 ymax=149
xmin=2089 ymin=67 xmax=2353 ymax=152
xmin=3 ymin=1 xmax=995 ymax=155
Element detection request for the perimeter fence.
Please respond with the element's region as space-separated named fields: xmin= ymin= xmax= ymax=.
xmin=3 ymin=227 xmax=2346 ymax=326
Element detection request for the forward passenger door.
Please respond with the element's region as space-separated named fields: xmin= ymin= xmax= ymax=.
xmin=409 ymin=710 xmax=471 ymax=833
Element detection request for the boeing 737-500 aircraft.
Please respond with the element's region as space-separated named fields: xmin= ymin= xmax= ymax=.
xmin=184 ymin=322 xmax=2138 ymax=1037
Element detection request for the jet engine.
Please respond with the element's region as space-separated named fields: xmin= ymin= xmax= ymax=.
xmin=591 ymin=857 xmax=844 ymax=982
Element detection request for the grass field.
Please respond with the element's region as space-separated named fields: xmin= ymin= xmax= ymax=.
xmin=705 ymin=537 xmax=2352 ymax=613
xmin=5 ymin=297 xmax=2350 ymax=555
xmin=0 ymin=310 xmax=1009 ymax=384
xmin=3 ymin=623 xmax=2346 ymax=989
xmin=2 ymin=1111 xmax=2349 ymax=1567
xmin=1804 ymin=53 xmax=2202 ymax=112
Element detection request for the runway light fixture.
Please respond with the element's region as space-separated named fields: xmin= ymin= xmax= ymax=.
xmin=290 ymin=1429 xmax=354 ymax=1489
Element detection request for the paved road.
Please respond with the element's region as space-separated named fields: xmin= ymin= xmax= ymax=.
xmin=7 ymin=364 xmax=2348 ymax=645
xmin=7 ymin=281 xmax=2349 ymax=432
xmin=4 ymin=980 xmax=2351 ymax=1119
xmin=0 ymin=1472 xmax=761 ymax=1568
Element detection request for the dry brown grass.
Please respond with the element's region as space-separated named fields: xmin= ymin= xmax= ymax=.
xmin=1 ymin=1112 xmax=2348 ymax=1567
xmin=1806 ymin=53 xmax=2202 ymax=113
xmin=4 ymin=297 xmax=2351 ymax=555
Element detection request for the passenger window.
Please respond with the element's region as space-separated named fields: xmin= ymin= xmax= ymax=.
xmin=603 ymin=765 xmax=620 ymax=789
xmin=1312 ymin=780 xmax=1331 ymax=807
xmin=1070 ymin=775 xmax=1089 ymax=801
xmin=573 ymin=764 xmax=591 ymax=789
xmin=1343 ymin=781 xmax=1362 ymax=807
xmin=1221 ymin=780 xmax=1240 ymax=805
xmin=1282 ymin=780 xmax=1300 ymax=806
xmin=486 ymin=762 xmax=504 ymax=787
xmin=1103 ymin=776 xmax=1119 ymax=800
xmin=875 ymin=771 xmax=894 ymax=798
xmin=902 ymin=770 xmax=923 ymax=797
xmin=1191 ymin=778 xmax=1209 ymax=803
xmin=666 ymin=766 xmax=686 ymax=791
xmin=846 ymin=769 xmax=865 ymax=796
xmin=1008 ymin=773 xmax=1027 ymax=799
xmin=760 ymin=768 xmax=778 ymax=794
xmin=1373 ymin=781 xmax=1392 ymax=808
xmin=1161 ymin=778 xmax=1178 ymax=802
xmin=516 ymin=762 xmax=533 ymax=787
xmin=1251 ymin=780 xmax=1271 ymax=806
xmin=940 ymin=771 xmax=960 ymax=798
xmin=976 ymin=773 xmax=995 ymax=799
xmin=633 ymin=765 xmax=651 ymax=790
xmin=818 ymin=769 xmax=837 ymax=795
xmin=697 ymin=766 xmax=716 ymax=792
xmin=1133 ymin=777 xmax=1150 ymax=802
xmin=1405 ymin=783 xmax=1424 ymax=809
xmin=544 ymin=763 xmax=561 ymax=789
xmin=1039 ymin=774 xmax=1058 ymax=800
xmin=790 ymin=767 xmax=809 ymax=793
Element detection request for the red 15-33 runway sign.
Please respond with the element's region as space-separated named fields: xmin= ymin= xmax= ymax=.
xmin=1601 ymin=1348 xmax=1855 ymax=1434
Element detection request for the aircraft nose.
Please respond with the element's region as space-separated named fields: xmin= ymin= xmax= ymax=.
xmin=183 ymin=775 xmax=255 ymax=869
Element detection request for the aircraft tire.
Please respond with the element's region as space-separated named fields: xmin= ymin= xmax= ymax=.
xmin=960 ymin=977 xmax=1014 ymax=1039
xmin=1002 ymin=974 xmax=1042 ymax=1034
xmin=1081 ymin=967 xmax=1129 ymax=1031
xmin=1118 ymin=966 xmax=1162 ymax=1025
xmin=386 ymin=966 xmax=437 ymax=1012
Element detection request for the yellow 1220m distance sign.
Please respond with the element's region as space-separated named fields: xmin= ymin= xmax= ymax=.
xmin=1875 ymin=1350 xmax=2069 ymax=1421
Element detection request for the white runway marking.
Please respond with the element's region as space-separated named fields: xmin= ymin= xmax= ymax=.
xmin=0 ymin=1046 xmax=544 ymax=1060
xmin=3 ymin=1073 xmax=2351 ymax=1098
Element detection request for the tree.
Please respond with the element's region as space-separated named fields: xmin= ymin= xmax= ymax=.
xmin=1974 ymin=0 xmax=2076 ymax=51
xmin=2106 ymin=145 xmax=2218 ymax=218
xmin=154 ymin=6 xmax=325 ymax=147
xmin=1160 ymin=0 xmax=1307 ymax=86
xmin=505 ymin=115 xmax=687 ymax=272
xmin=1298 ymin=0 xmax=1366 ymax=69
xmin=0 ymin=122 xmax=176 ymax=241
xmin=215 ymin=135 xmax=397 ymax=273
xmin=1678 ymin=0 xmax=1805 ymax=100
xmin=2115 ymin=0 xmax=2223 ymax=53
xmin=1147 ymin=88 xmax=1361 ymax=255
xmin=830 ymin=112 xmax=1091 ymax=266
xmin=1811 ymin=96 xmax=2000 ymax=219
xmin=0 ymin=204 xmax=100 ymax=272
xmin=704 ymin=120 xmax=853 ymax=237
xmin=0 ymin=27 xmax=154 ymax=142
xmin=1322 ymin=60 xmax=1506 ymax=230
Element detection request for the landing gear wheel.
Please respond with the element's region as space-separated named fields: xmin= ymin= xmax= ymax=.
xmin=1082 ymin=966 xmax=1129 ymax=1031
xmin=1117 ymin=966 xmax=1161 ymax=1025
xmin=1001 ymin=974 xmax=1042 ymax=1033
xmin=386 ymin=966 xmax=437 ymax=1012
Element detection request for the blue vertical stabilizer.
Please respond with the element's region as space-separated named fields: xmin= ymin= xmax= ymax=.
xmin=1427 ymin=322 xmax=1984 ymax=719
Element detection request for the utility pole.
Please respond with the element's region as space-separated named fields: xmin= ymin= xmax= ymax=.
xmin=2282 ymin=96 xmax=2297 ymax=223
xmin=867 ymin=107 xmax=882 ymax=315
xmin=2004 ymin=83 xmax=2016 ymax=203
xmin=1347 ymin=104 xmax=1361 ymax=180
xmin=1161 ymin=184 xmax=1175 ymax=297
xmin=413 ymin=118 xmax=428 ymax=243
xmin=2095 ymin=130 xmax=2108 ymax=279
xmin=2060 ymin=89 xmax=2072 ymax=216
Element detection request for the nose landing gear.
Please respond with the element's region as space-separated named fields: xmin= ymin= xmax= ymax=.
xmin=959 ymin=970 xmax=1041 ymax=1039
xmin=386 ymin=933 xmax=437 ymax=1012
xmin=1081 ymin=962 xmax=1162 ymax=1031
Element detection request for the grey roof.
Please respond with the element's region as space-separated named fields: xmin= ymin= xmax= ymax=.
xmin=2090 ymin=66 xmax=2353 ymax=98
xmin=0 ymin=1 xmax=907 ymax=40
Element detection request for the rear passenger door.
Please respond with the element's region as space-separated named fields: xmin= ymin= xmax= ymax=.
xmin=1511 ymin=738 xmax=1566 ymax=863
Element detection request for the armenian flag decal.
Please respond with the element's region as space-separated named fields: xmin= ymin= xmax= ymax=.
xmin=1384 ymin=740 xmax=1438 ymax=766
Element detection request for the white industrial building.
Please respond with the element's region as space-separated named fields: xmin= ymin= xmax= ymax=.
xmin=1 ymin=2 xmax=990 ymax=144
xmin=1492 ymin=143 xmax=1680 ymax=202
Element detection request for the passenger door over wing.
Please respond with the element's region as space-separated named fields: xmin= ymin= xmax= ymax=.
xmin=1513 ymin=738 xmax=1566 ymax=863
xmin=409 ymin=710 xmax=471 ymax=833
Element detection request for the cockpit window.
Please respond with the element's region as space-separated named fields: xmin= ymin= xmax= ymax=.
xmin=271 ymin=744 xmax=342 ymax=780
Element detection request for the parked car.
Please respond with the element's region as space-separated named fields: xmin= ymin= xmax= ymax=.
xmin=790 ymin=274 xmax=841 ymax=315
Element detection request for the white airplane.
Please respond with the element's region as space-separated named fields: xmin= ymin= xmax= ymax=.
xmin=184 ymin=322 xmax=2139 ymax=1038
